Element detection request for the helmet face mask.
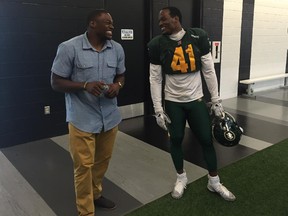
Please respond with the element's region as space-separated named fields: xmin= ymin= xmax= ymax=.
xmin=212 ymin=112 xmax=243 ymax=147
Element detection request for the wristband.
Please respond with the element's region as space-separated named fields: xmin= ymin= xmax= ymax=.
xmin=118 ymin=81 xmax=123 ymax=88
xmin=83 ymin=81 xmax=88 ymax=90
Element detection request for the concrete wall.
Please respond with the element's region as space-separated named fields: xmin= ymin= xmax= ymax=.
xmin=250 ymin=0 xmax=288 ymax=92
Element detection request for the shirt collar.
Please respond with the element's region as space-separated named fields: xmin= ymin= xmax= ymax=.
xmin=82 ymin=32 xmax=113 ymax=51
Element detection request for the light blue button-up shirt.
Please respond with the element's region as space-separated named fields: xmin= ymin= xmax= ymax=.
xmin=51 ymin=33 xmax=126 ymax=133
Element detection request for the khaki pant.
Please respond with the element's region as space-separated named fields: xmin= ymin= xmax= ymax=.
xmin=68 ymin=123 xmax=118 ymax=216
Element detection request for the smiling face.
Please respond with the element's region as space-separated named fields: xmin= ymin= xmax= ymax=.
xmin=158 ymin=9 xmax=180 ymax=35
xmin=91 ymin=12 xmax=114 ymax=40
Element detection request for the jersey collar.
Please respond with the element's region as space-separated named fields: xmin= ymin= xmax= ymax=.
xmin=169 ymin=28 xmax=186 ymax=41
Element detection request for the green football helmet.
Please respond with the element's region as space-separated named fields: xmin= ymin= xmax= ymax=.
xmin=212 ymin=111 xmax=243 ymax=147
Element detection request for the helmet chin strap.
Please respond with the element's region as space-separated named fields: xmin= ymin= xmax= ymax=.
xmin=220 ymin=119 xmax=229 ymax=132
xmin=239 ymin=126 xmax=244 ymax=133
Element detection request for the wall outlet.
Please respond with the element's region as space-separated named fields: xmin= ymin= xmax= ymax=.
xmin=44 ymin=106 xmax=50 ymax=115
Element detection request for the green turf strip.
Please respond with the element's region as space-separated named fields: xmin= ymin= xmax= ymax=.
xmin=125 ymin=139 xmax=288 ymax=216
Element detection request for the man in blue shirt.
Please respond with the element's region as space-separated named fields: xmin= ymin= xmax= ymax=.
xmin=51 ymin=9 xmax=125 ymax=216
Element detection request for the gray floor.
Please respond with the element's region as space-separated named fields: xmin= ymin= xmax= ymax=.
xmin=0 ymin=88 xmax=288 ymax=216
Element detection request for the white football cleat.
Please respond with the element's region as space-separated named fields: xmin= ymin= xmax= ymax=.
xmin=207 ymin=183 xmax=236 ymax=201
xmin=171 ymin=171 xmax=188 ymax=199
xmin=207 ymin=174 xmax=236 ymax=201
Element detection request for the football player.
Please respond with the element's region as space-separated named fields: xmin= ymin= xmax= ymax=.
xmin=147 ymin=6 xmax=235 ymax=201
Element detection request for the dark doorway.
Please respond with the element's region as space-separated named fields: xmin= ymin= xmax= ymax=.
xmin=106 ymin=0 xmax=150 ymax=107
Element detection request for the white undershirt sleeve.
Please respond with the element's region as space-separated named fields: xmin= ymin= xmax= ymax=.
xmin=149 ymin=63 xmax=164 ymax=113
xmin=201 ymin=53 xmax=220 ymax=103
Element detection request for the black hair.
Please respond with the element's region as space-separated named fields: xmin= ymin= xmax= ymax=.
xmin=86 ymin=9 xmax=108 ymax=26
xmin=161 ymin=6 xmax=182 ymax=24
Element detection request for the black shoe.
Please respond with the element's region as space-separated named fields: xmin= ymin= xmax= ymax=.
xmin=94 ymin=196 xmax=116 ymax=210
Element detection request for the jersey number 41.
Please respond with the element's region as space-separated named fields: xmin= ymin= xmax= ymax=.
xmin=171 ymin=44 xmax=196 ymax=73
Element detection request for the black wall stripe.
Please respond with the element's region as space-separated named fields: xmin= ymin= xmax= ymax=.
xmin=285 ymin=50 xmax=288 ymax=73
xmin=238 ymin=0 xmax=255 ymax=95
xmin=201 ymin=0 xmax=224 ymax=101
xmin=284 ymin=49 xmax=288 ymax=86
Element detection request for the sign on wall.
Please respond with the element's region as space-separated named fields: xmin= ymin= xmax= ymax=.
xmin=121 ymin=29 xmax=134 ymax=40
xmin=212 ymin=41 xmax=221 ymax=63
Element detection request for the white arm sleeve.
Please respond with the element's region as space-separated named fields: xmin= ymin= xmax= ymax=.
xmin=201 ymin=53 xmax=220 ymax=103
xmin=149 ymin=63 xmax=164 ymax=113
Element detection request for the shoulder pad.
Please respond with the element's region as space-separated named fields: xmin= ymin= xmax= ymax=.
xmin=148 ymin=35 xmax=162 ymax=47
xmin=187 ymin=28 xmax=208 ymax=38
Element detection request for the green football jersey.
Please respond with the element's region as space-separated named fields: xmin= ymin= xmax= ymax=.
xmin=147 ymin=28 xmax=211 ymax=75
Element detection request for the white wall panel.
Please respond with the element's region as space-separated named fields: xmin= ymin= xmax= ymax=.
xmin=220 ymin=0 xmax=243 ymax=99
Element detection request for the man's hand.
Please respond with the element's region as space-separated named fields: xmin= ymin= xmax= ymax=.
xmin=154 ymin=111 xmax=171 ymax=131
xmin=85 ymin=81 xmax=107 ymax=96
xmin=105 ymin=83 xmax=121 ymax=98
xmin=85 ymin=81 xmax=121 ymax=98
xmin=210 ymin=101 xmax=225 ymax=118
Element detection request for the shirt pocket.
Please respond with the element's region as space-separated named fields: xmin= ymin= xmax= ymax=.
xmin=76 ymin=61 xmax=93 ymax=69
xmin=103 ymin=60 xmax=117 ymax=82
xmin=73 ymin=56 xmax=95 ymax=82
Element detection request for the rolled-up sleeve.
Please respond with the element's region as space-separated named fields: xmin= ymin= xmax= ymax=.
xmin=51 ymin=43 xmax=74 ymax=78
xmin=116 ymin=45 xmax=126 ymax=75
